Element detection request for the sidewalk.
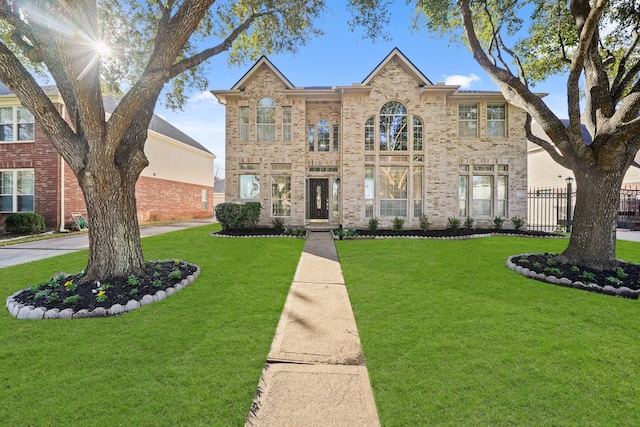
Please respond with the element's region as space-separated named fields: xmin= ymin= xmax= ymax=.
xmin=245 ymin=231 xmax=380 ymax=426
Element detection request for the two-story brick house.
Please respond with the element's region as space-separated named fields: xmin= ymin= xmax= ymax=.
xmin=212 ymin=48 xmax=528 ymax=229
xmin=0 ymin=84 xmax=215 ymax=230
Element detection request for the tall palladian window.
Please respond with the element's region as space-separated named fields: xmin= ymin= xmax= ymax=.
xmin=379 ymin=101 xmax=408 ymax=151
xmin=317 ymin=120 xmax=330 ymax=152
xmin=256 ymin=97 xmax=276 ymax=142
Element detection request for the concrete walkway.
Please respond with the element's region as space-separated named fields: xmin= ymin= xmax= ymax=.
xmin=246 ymin=231 xmax=380 ymax=427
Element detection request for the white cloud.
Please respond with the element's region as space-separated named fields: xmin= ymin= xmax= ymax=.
xmin=444 ymin=73 xmax=481 ymax=88
xmin=188 ymin=90 xmax=216 ymax=104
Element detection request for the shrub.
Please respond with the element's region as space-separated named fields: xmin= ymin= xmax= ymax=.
xmin=5 ymin=212 xmax=45 ymax=235
xmin=368 ymin=217 xmax=379 ymax=231
xmin=447 ymin=217 xmax=461 ymax=232
xmin=464 ymin=216 xmax=474 ymax=230
xmin=392 ymin=217 xmax=404 ymax=231
xmin=419 ymin=214 xmax=430 ymax=231
xmin=215 ymin=202 xmax=261 ymax=230
xmin=273 ymin=217 xmax=284 ymax=231
xmin=493 ymin=216 xmax=505 ymax=229
xmin=511 ymin=216 xmax=526 ymax=230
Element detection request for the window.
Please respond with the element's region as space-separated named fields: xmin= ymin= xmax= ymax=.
xmin=413 ymin=117 xmax=423 ymax=151
xmin=271 ymin=175 xmax=291 ymax=216
xmin=239 ymin=106 xmax=249 ymax=142
xmin=364 ymin=166 xmax=374 ymax=218
xmin=308 ymin=125 xmax=315 ymax=151
xmin=317 ymin=120 xmax=330 ymax=152
xmin=364 ymin=116 xmax=375 ymax=151
xmin=380 ymin=101 xmax=408 ymax=151
xmin=333 ymin=125 xmax=339 ymax=152
xmin=497 ymin=175 xmax=508 ymax=217
xmin=240 ymin=175 xmax=260 ymax=201
xmin=282 ymin=106 xmax=292 ymax=142
xmin=379 ymin=166 xmax=408 ymax=217
xmin=256 ymin=97 xmax=275 ymax=142
xmin=472 ymin=175 xmax=493 ymax=217
xmin=0 ymin=170 xmax=34 ymax=212
xmin=201 ymin=189 xmax=208 ymax=211
xmin=0 ymin=106 xmax=34 ymax=142
xmin=458 ymin=175 xmax=468 ymax=218
xmin=487 ymin=103 xmax=506 ymax=138
xmin=413 ymin=166 xmax=423 ymax=217
xmin=332 ymin=177 xmax=339 ymax=218
xmin=459 ymin=103 xmax=478 ymax=138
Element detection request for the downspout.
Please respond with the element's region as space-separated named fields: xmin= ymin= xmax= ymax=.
xmin=59 ymin=105 xmax=66 ymax=232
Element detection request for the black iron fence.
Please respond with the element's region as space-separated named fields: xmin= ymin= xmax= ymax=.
xmin=527 ymin=185 xmax=640 ymax=232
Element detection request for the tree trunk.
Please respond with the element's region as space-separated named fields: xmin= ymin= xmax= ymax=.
xmin=556 ymin=168 xmax=623 ymax=271
xmin=79 ymin=162 xmax=145 ymax=282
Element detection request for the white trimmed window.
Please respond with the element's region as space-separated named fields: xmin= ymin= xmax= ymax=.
xmin=239 ymin=107 xmax=249 ymax=142
xmin=458 ymin=164 xmax=509 ymax=218
xmin=364 ymin=166 xmax=374 ymax=218
xmin=282 ymin=106 xmax=292 ymax=142
xmin=256 ymin=98 xmax=275 ymax=142
xmin=458 ymin=103 xmax=478 ymax=138
xmin=271 ymin=175 xmax=291 ymax=216
xmin=364 ymin=116 xmax=375 ymax=151
xmin=0 ymin=106 xmax=34 ymax=142
xmin=413 ymin=166 xmax=423 ymax=217
xmin=0 ymin=169 xmax=34 ymax=212
xmin=487 ymin=103 xmax=506 ymax=138
xmin=333 ymin=125 xmax=339 ymax=152
xmin=379 ymin=101 xmax=408 ymax=151
xmin=413 ymin=117 xmax=423 ymax=151
xmin=317 ymin=120 xmax=330 ymax=152
xmin=379 ymin=166 xmax=408 ymax=217
xmin=240 ymin=175 xmax=260 ymax=201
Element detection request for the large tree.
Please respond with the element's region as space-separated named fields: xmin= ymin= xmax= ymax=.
xmin=0 ymin=0 xmax=323 ymax=281
xmin=354 ymin=0 xmax=640 ymax=270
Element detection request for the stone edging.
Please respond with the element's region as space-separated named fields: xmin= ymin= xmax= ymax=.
xmin=209 ymin=232 xmax=307 ymax=239
xmin=5 ymin=262 xmax=201 ymax=320
xmin=333 ymin=232 xmax=564 ymax=240
xmin=506 ymin=253 xmax=640 ymax=299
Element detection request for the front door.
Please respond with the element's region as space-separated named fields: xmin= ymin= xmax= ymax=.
xmin=309 ymin=179 xmax=329 ymax=220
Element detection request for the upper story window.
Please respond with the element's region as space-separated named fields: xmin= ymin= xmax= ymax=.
xmin=379 ymin=101 xmax=407 ymax=151
xmin=0 ymin=106 xmax=34 ymax=142
xmin=365 ymin=116 xmax=375 ymax=151
xmin=308 ymin=125 xmax=315 ymax=151
xmin=317 ymin=120 xmax=330 ymax=152
xmin=458 ymin=103 xmax=478 ymax=138
xmin=413 ymin=117 xmax=423 ymax=151
xmin=487 ymin=103 xmax=506 ymax=138
xmin=256 ymin=97 xmax=276 ymax=142
xmin=282 ymin=106 xmax=292 ymax=142
xmin=239 ymin=106 xmax=249 ymax=142
xmin=333 ymin=125 xmax=339 ymax=152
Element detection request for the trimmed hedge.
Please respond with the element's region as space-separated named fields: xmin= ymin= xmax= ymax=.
xmin=5 ymin=212 xmax=46 ymax=235
xmin=215 ymin=202 xmax=261 ymax=230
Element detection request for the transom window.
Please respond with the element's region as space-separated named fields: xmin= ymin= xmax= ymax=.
xmin=256 ymin=97 xmax=276 ymax=142
xmin=0 ymin=169 xmax=34 ymax=212
xmin=0 ymin=106 xmax=34 ymax=142
xmin=379 ymin=101 xmax=408 ymax=151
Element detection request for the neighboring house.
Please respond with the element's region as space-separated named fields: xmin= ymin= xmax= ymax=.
xmin=213 ymin=179 xmax=226 ymax=212
xmin=211 ymin=48 xmax=529 ymax=229
xmin=0 ymin=83 xmax=215 ymax=230
xmin=528 ymin=121 xmax=640 ymax=188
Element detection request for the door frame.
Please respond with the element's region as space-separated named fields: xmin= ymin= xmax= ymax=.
xmin=308 ymin=178 xmax=329 ymax=220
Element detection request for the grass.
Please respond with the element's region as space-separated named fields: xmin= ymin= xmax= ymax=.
xmin=0 ymin=224 xmax=304 ymax=426
xmin=337 ymin=237 xmax=640 ymax=426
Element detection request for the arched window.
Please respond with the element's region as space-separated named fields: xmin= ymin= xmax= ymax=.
xmin=413 ymin=117 xmax=423 ymax=151
xmin=379 ymin=101 xmax=407 ymax=151
xmin=317 ymin=120 xmax=330 ymax=151
xmin=364 ymin=116 xmax=375 ymax=151
xmin=256 ymin=97 xmax=275 ymax=142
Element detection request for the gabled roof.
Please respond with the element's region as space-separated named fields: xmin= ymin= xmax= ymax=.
xmin=231 ymin=56 xmax=295 ymax=91
xmin=361 ymin=47 xmax=433 ymax=86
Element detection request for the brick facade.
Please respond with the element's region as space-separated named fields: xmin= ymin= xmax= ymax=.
xmin=212 ymin=49 xmax=528 ymax=229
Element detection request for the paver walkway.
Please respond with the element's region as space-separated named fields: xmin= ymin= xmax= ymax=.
xmin=245 ymin=231 xmax=380 ymax=426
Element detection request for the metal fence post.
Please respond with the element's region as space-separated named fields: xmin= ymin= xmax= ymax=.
xmin=566 ymin=177 xmax=574 ymax=233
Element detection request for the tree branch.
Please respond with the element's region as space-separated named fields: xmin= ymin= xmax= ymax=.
xmin=525 ymin=115 xmax=573 ymax=169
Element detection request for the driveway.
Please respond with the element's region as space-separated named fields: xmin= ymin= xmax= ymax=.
xmin=0 ymin=219 xmax=215 ymax=268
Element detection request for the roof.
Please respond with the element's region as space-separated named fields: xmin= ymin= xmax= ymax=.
xmin=0 ymin=83 xmax=211 ymax=155
xmin=213 ymin=179 xmax=225 ymax=193
xmin=361 ymin=47 xmax=433 ymax=86
xmin=231 ymin=56 xmax=295 ymax=91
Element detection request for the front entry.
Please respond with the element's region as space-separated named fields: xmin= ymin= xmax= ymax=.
xmin=309 ymin=178 xmax=329 ymax=220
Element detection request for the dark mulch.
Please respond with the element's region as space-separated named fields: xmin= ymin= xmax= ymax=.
xmin=12 ymin=260 xmax=198 ymax=312
xmin=352 ymin=228 xmax=561 ymax=238
xmin=215 ymin=228 xmax=287 ymax=236
xmin=511 ymin=253 xmax=640 ymax=298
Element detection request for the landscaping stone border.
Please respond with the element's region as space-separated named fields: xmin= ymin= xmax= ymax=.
xmin=333 ymin=231 xmax=565 ymax=240
xmin=5 ymin=262 xmax=201 ymax=320
xmin=506 ymin=254 xmax=640 ymax=299
xmin=210 ymin=231 xmax=307 ymax=238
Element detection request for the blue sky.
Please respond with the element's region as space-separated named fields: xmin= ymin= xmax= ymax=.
xmin=155 ymin=2 xmax=569 ymax=178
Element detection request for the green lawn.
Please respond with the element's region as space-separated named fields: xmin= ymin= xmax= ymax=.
xmin=0 ymin=224 xmax=304 ymax=426
xmin=337 ymin=237 xmax=640 ymax=426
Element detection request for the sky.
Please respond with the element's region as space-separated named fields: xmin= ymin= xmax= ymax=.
xmin=155 ymin=2 xmax=570 ymax=179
